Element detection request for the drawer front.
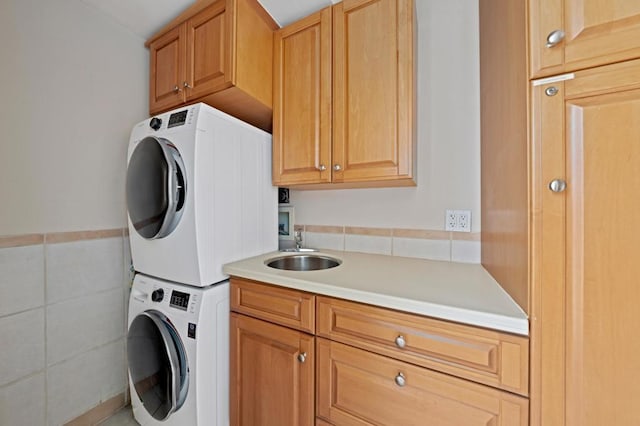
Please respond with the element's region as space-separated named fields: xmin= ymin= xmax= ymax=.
xmin=231 ymin=277 xmax=315 ymax=333
xmin=317 ymin=339 xmax=529 ymax=426
xmin=317 ymin=296 xmax=528 ymax=395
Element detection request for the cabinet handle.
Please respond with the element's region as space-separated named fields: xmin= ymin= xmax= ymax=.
xmin=317 ymin=164 xmax=326 ymax=171
xmin=545 ymin=29 xmax=565 ymax=48
xmin=548 ymin=179 xmax=567 ymax=193
xmin=395 ymin=335 xmax=406 ymax=348
xmin=297 ymin=352 xmax=307 ymax=363
xmin=183 ymin=81 xmax=192 ymax=89
xmin=173 ymin=85 xmax=181 ymax=93
xmin=394 ymin=372 xmax=406 ymax=387
xmin=333 ymin=164 xmax=342 ymax=171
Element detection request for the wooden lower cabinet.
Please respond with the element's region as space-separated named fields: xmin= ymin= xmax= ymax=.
xmin=316 ymin=339 xmax=529 ymax=426
xmin=230 ymin=313 xmax=314 ymax=426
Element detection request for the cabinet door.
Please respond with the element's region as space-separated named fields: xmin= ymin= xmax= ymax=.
xmin=231 ymin=313 xmax=314 ymax=426
xmin=332 ymin=0 xmax=414 ymax=185
xmin=531 ymin=59 xmax=640 ymax=425
xmin=184 ymin=0 xmax=233 ymax=101
xmin=149 ymin=25 xmax=186 ymax=114
xmin=317 ymin=339 xmax=529 ymax=426
xmin=530 ymin=0 xmax=640 ymax=78
xmin=272 ymin=7 xmax=332 ymax=186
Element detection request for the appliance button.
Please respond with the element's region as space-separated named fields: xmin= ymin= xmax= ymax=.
xmin=151 ymin=288 xmax=164 ymax=302
xmin=149 ymin=117 xmax=162 ymax=131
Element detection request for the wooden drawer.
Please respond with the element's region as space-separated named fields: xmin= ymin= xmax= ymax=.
xmin=317 ymin=296 xmax=528 ymax=395
xmin=230 ymin=277 xmax=315 ymax=333
xmin=317 ymin=338 xmax=529 ymax=426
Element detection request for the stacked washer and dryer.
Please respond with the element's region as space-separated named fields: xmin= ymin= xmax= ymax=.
xmin=125 ymin=103 xmax=277 ymax=425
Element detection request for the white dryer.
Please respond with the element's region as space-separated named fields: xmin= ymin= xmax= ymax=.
xmin=127 ymin=273 xmax=229 ymax=425
xmin=126 ymin=103 xmax=277 ymax=287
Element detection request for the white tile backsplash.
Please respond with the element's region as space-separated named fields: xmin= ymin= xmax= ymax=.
xmin=0 ymin=245 xmax=45 ymax=317
xmin=47 ymin=340 xmax=126 ymax=426
xmin=305 ymin=232 xmax=345 ymax=251
xmin=46 ymin=237 xmax=124 ymax=304
xmin=345 ymin=234 xmax=393 ymax=256
xmin=47 ymin=287 xmax=124 ymax=366
xmin=392 ymin=237 xmax=451 ymax=261
xmin=0 ymin=373 xmax=46 ymax=426
xmin=0 ymin=309 xmax=45 ymax=386
xmin=452 ymin=240 xmax=481 ymax=263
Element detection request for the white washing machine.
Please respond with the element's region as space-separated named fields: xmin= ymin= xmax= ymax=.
xmin=127 ymin=273 xmax=229 ymax=425
xmin=126 ymin=103 xmax=277 ymax=287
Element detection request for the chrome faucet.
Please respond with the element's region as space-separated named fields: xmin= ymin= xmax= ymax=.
xmin=294 ymin=230 xmax=303 ymax=250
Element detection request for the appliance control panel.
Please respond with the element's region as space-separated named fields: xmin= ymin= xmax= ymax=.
xmin=169 ymin=289 xmax=190 ymax=311
xmin=168 ymin=109 xmax=188 ymax=128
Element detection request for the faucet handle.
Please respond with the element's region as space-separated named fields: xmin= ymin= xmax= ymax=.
xmin=294 ymin=230 xmax=303 ymax=248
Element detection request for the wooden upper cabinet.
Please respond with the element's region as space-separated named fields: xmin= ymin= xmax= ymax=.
xmin=333 ymin=0 xmax=415 ymax=185
xmin=273 ymin=7 xmax=332 ymax=186
xmin=147 ymin=0 xmax=277 ymax=131
xmin=530 ymin=0 xmax=640 ymax=78
xmin=273 ymin=0 xmax=415 ymax=188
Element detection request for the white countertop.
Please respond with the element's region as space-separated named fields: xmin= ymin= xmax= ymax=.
xmin=223 ymin=250 xmax=529 ymax=336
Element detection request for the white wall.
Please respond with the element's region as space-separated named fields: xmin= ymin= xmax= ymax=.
xmin=291 ymin=0 xmax=480 ymax=232
xmin=0 ymin=0 xmax=148 ymax=235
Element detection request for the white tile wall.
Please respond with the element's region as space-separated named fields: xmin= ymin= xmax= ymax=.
xmin=46 ymin=237 xmax=124 ymax=304
xmin=47 ymin=340 xmax=126 ymax=426
xmin=345 ymin=234 xmax=393 ymax=255
xmin=452 ymin=240 xmax=481 ymax=263
xmin=47 ymin=287 xmax=124 ymax=366
xmin=0 ymin=309 xmax=45 ymax=386
xmin=0 ymin=245 xmax=45 ymax=317
xmin=305 ymin=232 xmax=345 ymax=251
xmin=392 ymin=237 xmax=451 ymax=261
xmin=0 ymin=373 xmax=46 ymax=426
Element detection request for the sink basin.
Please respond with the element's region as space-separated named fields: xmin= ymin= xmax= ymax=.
xmin=265 ymin=254 xmax=342 ymax=271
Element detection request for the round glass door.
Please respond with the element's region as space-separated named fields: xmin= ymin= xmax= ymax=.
xmin=127 ymin=310 xmax=189 ymax=420
xmin=126 ymin=137 xmax=186 ymax=239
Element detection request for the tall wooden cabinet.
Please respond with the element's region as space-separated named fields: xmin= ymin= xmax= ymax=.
xmin=480 ymin=1 xmax=640 ymax=425
xmin=147 ymin=0 xmax=277 ymax=131
xmin=272 ymin=0 xmax=416 ymax=188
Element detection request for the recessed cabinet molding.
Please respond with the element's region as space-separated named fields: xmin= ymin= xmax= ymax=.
xmin=229 ymin=277 xmax=530 ymax=426
xmin=272 ymin=0 xmax=416 ymax=189
xmin=147 ymin=0 xmax=277 ymax=131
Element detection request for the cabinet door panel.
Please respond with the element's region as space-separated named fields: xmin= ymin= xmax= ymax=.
xmin=185 ymin=0 xmax=232 ymax=100
xmin=333 ymin=0 xmax=414 ymax=184
xmin=317 ymin=339 xmax=528 ymax=426
xmin=273 ymin=8 xmax=332 ymax=185
xmin=530 ymin=0 xmax=640 ymax=77
xmin=231 ymin=313 xmax=314 ymax=426
xmin=149 ymin=25 xmax=185 ymax=114
xmin=532 ymin=60 xmax=640 ymax=426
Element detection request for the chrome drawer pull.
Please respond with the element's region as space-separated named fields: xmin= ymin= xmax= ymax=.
xmin=395 ymin=335 xmax=406 ymax=348
xmin=395 ymin=372 xmax=406 ymax=387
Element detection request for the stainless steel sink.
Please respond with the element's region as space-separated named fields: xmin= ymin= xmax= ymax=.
xmin=265 ymin=254 xmax=341 ymax=271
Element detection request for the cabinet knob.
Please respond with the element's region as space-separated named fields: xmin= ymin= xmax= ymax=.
xmin=183 ymin=81 xmax=192 ymax=89
xmin=545 ymin=29 xmax=565 ymax=48
xmin=545 ymin=86 xmax=559 ymax=97
xmin=317 ymin=164 xmax=327 ymax=171
xmin=394 ymin=372 xmax=406 ymax=387
xmin=297 ymin=352 xmax=307 ymax=363
xmin=548 ymin=179 xmax=567 ymax=193
xmin=395 ymin=335 xmax=406 ymax=348
xmin=173 ymin=85 xmax=181 ymax=93
xmin=333 ymin=164 xmax=342 ymax=171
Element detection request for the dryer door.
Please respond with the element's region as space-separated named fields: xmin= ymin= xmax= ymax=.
xmin=127 ymin=310 xmax=189 ymax=420
xmin=126 ymin=136 xmax=187 ymax=239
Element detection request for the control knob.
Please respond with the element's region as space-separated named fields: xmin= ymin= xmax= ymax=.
xmin=151 ymin=288 xmax=164 ymax=302
xmin=149 ymin=117 xmax=162 ymax=131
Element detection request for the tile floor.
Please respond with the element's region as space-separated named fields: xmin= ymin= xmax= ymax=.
xmin=98 ymin=407 xmax=137 ymax=426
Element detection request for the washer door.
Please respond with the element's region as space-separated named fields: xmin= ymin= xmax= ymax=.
xmin=127 ymin=310 xmax=189 ymax=420
xmin=126 ymin=136 xmax=186 ymax=239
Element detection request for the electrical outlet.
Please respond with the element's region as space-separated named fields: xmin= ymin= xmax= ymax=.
xmin=445 ymin=209 xmax=471 ymax=232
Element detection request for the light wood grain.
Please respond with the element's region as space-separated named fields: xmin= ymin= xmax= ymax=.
xmin=149 ymin=25 xmax=186 ymax=113
xmin=316 ymin=338 xmax=529 ymax=426
xmin=530 ymin=0 xmax=640 ymax=78
xmin=231 ymin=277 xmax=315 ymax=333
xmin=231 ymin=313 xmax=314 ymax=426
xmin=272 ymin=7 xmax=332 ymax=185
xmin=479 ymin=0 xmax=530 ymax=313
xmin=317 ymin=296 xmax=529 ymax=396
